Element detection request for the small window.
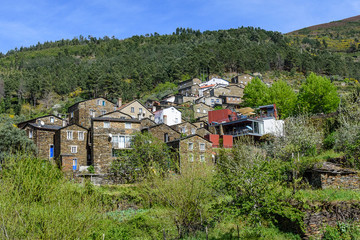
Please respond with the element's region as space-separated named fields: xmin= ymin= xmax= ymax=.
xmin=181 ymin=127 xmax=186 ymax=133
xmin=104 ymin=122 xmax=110 ymax=128
xmin=90 ymin=109 xmax=95 ymax=117
xmin=189 ymin=154 xmax=194 ymax=162
xmin=200 ymin=154 xmax=205 ymax=162
xmin=191 ymin=128 xmax=196 ymax=134
xmin=139 ymin=108 xmax=143 ymax=114
xmin=211 ymin=99 xmax=215 ymax=103
xmin=102 ymin=100 xmax=106 ymax=106
xmin=50 ymin=117 xmax=54 ymax=123
xmin=188 ymin=142 xmax=193 ymax=150
xmin=78 ymin=131 xmax=84 ymax=141
xmin=73 ymin=158 xmax=77 ymax=171
xmin=203 ymin=109 xmax=206 ymax=114
xmin=216 ymin=99 xmax=220 ymax=103
xmin=71 ymin=146 xmax=77 ymax=153
xmin=125 ymin=123 xmax=131 ymax=129
xmin=67 ymin=131 xmax=73 ymax=140
xmin=200 ymin=143 xmax=205 ymax=151
xmin=164 ymin=133 xmax=169 ymax=142
xmin=29 ymin=129 xmax=33 ymax=138
xmin=175 ymin=118 xmax=179 ymax=123
xmin=101 ymin=110 xmax=106 ymax=115
xmin=197 ymin=108 xmax=200 ymax=113
xmin=200 ymin=123 xmax=204 ymax=127
xmin=131 ymin=107 xmax=135 ymax=113
xmin=70 ymin=112 xmax=74 ymax=119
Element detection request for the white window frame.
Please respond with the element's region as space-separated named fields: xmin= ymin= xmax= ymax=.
xmin=203 ymin=109 xmax=206 ymax=114
xmin=131 ymin=107 xmax=135 ymax=113
xmin=70 ymin=145 xmax=78 ymax=153
xmin=104 ymin=122 xmax=110 ymax=128
xmin=189 ymin=153 xmax=194 ymax=162
xmin=78 ymin=131 xmax=84 ymax=141
xmin=139 ymin=108 xmax=142 ymax=114
xmin=125 ymin=123 xmax=131 ymax=129
xmin=200 ymin=154 xmax=205 ymax=162
xmin=191 ymin=128 xmax=196 ymax=134
xmin=50 ymin=117 xmax=54 ymax=123
xmin=29 ymin=129 xmax=33 ymax=138
xmin=199 ymin=143 xmax=205 ymax=151
xmin=70 ymin=112 xmax=74 ymax=119
xmin=197 ymin=108 xmax=200 ymax=113
xmin=188 ymin=142 xmax=193 ymax=150
xmin=67 ymin=130 xmax=73 ymax=140
xmin=97 ymin=100 xmax=101 ymax=105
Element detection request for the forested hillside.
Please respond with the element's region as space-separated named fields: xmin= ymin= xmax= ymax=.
xmin=1 ymin=26 xmax=359 ymax=114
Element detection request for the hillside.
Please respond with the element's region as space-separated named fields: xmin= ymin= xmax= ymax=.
xmin=0 ymin=26 xmax=359 ymax=115
xmin=287 ymin=15 xmax=360 ymax=54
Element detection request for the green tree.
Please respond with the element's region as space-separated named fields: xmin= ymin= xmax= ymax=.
xmin=243 ymin=77 xmax=271 ymax=107
xmin=297 ymin=73 xmax=340 ymax=114
xmin=269 ymin=80 xmax=297 ymax=118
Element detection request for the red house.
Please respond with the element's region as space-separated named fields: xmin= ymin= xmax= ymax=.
xmin=208 ymin=109 xmax=238 ymax=125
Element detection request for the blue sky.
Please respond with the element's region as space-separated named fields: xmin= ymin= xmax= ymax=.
xmin=0 ymin=0 xmax=359 ymax=54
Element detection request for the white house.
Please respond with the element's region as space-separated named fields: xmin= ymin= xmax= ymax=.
xmin=154 ymin=107 xmax=182 ymax=126
xmin=198 ymin=78 xmax=229 ymax=97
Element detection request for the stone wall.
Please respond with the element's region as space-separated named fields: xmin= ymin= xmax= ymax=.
xmin=146 ymin=124 xmax=180 ymax=143
xmin=178 ymin=135 xmax=212 ymax=163
xmin=303 ymin=202 xmax=360 ymax=239
xmin=171 ymin=122 xmax=197 ymax=135
xmin=321 ymin=173 xmax=360 ymax=190
xmin=91 ymin=119 xmax=141 ymax=174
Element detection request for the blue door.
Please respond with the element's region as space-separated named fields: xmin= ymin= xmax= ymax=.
xmin=49 ymin=145 xmax=54 ymax=158
xmin=73 ymin=159 xmax=77 ymax=171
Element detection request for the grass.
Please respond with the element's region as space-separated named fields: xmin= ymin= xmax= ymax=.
xmin=295 ymin=188 xmax=360 ymax=203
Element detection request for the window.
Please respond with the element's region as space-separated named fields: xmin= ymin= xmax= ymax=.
xmin=200 ymin=154 xmax=205 ymax=162
xmin=188 ymin=142 xmax=193 ymax=150
xmin=50 ymin=117 xmax=54 ymax=123
xmin=29 ymin=129 xmax=33 ymax=138
xmin=216 ymin=99 xmax=220 ymax=103
xmin=97 ymin=100 xmax=101 ymax=105
xmin=203 ymin=109 xmax=206 ymax=114
xmin=70 ymin=112 xmax=74 ymax=119
xmin=104 ymin=122 xmax=110 ymax=128
xmin=101 ymin=110 xmax=106 ymax=115
xmin=71 ymin=146 xmax=78 ymax=153
xmin=125 ymin=123 xmax=131 ymax=129
xmin=211 ymin=99 xmax=215 ymax=104
xmin=90 ymin=109 xmax=96 ymax=117
xmin=131 ymin=107 xmax=135 ymax=113
xmin=102 ymin=100 xmax=106 ymax=106
xmin=200 ymin=143 xmax=205 ymax=151
xmin=200 ymin=123 xmax=204 ymax=128
xmin=78 ymin=131 xmax=84 ymax=141
xmin=191 ymin=128 xmax=196 ymax=134
xmin=139 ymin=108 xmax=143 ymax=114
xmin=67 ymin=131 xmax=73 ymax=140
xmin=175 ymin=118 xmax=179 ymax=123
xmin=164 ymin=133 xmax=169 ymax=142
xmin=111 ymin=135 xmax=134 ymax=149
xmin=181 ymin=127 xmax=186 ymax=133
xmin=197 ymin=108 xmax=200 ymax=113
xmin=189 ymin=154 xmax=194 ymax=162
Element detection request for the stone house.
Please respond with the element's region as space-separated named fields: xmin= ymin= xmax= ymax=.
xmin=210 ymin=86 xmax=231 ymax=98
xmin=141 ymin=118 xmax=156 ymax=128
xmin=193 ymin=120 xmax=208 ymax=129
xmin=305 ymin=162 xmax=360 ymax=190
xmin=226 ymin=85 xmax=244 ymax=96
xmin=220 ymin=95 xmax=242 ymax=105
xmin=91 ymin=117 xmax=141 ymax=174
xmin=193 ymin=103 xmax=213 ymax=119
xmin=178 ymin=78 xmax=201 ymax=96
xmin=68 ymin=98 xmax=116 ymax=129
xmin=117 ymin=99 xmax=154 ymax=120
xmin=170 ymin=121 xmax=197 ymax=136
xmin=142 ymin=123 xmax=181 ymax=143
xmin=17 ymin=114 xmax=66 ymax=129
xmin=196 ymin=127 xmax=211 ymax=137
xmin=231 ymin=74 xmax=254 ymax=85
xmin=54 ymin=124 xmax=88 ymax=173
xmin=22 ymin=123 xmax=62 ymax=161
xmin=167 ymin=134 xmax=213 ymax=164
xmin=196 ymin=115 xmax=209 ymax=123
xmin=196 ymin=96 xmax=223 ymax=107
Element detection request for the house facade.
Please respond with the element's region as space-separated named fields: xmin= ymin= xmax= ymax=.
xmin=68 ymin=98 xmax=116 ymax=129
xmin=54 ymin=124 xmax=88 ymax=172
xmin=154 ymin=107 xmax=182 ymax=126
xmin=142 ymin=123 xmax=181 ymax=143
xmin=91 ymin=117 xmax=141 ymax=174
xmin=18 ymin=114 xmax=66 ymax=129
xmin=118 ymin=100 xmax=154 ymax=120
xmin=193 ymin=103 xmax=213 ymax=119
xmin=170 ymin=121 xmax=197 ymax=136
xmin=178 ymin=78 xmax=201 ymax=96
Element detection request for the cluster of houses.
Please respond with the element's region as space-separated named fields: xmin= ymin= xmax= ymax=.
xmin=17 ymin=74 xmax=284 ymax=176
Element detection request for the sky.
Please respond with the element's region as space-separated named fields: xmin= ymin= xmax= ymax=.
xmin=0 ymin=0 xmax=359 ymax=54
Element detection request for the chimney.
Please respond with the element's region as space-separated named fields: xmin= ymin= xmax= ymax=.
xmin=163 ymin=115 xmax=168 ymax=125
xmin=117 ymin=98 xmax=122 ymax=107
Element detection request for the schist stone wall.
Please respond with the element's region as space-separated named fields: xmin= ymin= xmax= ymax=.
xmin=25 ymin=126 xmax=56 ymax=160
xmin=145 ymin=124 xmax=181 ymax=143
xmin=91 ymin=119 xmax=140 ymax=174
xmin=54 ymin=124 xmax=88 ymax=172
xmin=68 ymin=98 xmax=115 ymax=129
